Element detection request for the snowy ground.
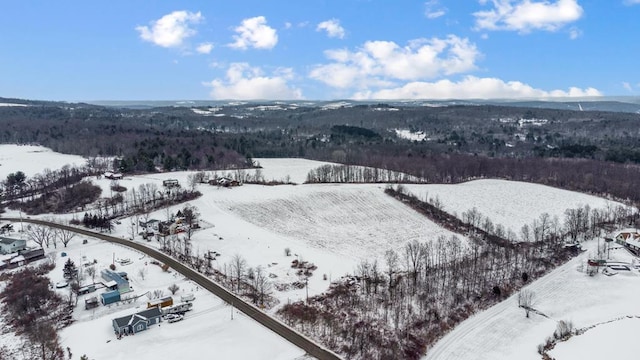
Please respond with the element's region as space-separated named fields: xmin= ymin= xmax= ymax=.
xmin=1 ymin=145 xmax=636 ymax=360
xmin=424 ymin=238 xmax=640 ymax=360
xmin=0 ymin=144 xmax=87 ymax=179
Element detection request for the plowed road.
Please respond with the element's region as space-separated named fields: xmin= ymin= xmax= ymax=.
xmin=1 ymin=217 xmax=341 ymax=360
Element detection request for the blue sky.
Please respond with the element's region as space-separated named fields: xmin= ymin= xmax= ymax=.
xmin=1 ymin=0 xmax=639 ymax=101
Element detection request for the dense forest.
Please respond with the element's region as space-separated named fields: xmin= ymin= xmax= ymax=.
xmin=2 ymin=97 xmax=640 ymax=203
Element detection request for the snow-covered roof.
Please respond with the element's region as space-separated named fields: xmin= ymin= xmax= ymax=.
xmin=9 ymin=255 xmax=24 ymax=263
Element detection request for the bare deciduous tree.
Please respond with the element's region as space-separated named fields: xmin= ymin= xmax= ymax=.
xmin=518 ymin=289 xmax=536 ymax=318
xmin=56 ymin=228 xmax=76 ymax=248
xmin=25 ymin=225 xmax=53 ymax=249
xmin=168 ymin=283 xmax=180 ymax=295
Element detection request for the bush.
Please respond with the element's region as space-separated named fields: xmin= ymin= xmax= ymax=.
xmin=109 ymin=263 xmax=116 ymax=271
xmin=554 ymin=320 xmax=574 ymax=340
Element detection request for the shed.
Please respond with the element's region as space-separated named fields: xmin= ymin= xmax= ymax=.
xmin=100 ymin=290 xmax=121 ymax=305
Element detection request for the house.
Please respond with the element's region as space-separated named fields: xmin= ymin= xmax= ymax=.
xmin=615 ymin=229 xmax=640 ymax=253
xmin=101 ymin=268 xmax=130 ymax=293
xmin=100 ymin=290 xmax=121 ymax=305
xmin=103 ymin=171 xmax=123 ymax=180
xmin=212 ymin=177 xmax=241 ymax=187
xmin=112 ymin=307 xmax=163 ymax=335
xmin=162 ymin=179 xmax=180 ymax=188
xmin=0 ymin=237 xmax=26 ymax=254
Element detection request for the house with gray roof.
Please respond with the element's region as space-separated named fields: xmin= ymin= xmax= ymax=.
xmin=0 ymin=237 xmax=26 ymax=254
xmin=112 ymin=307 xmax=163 ymax=335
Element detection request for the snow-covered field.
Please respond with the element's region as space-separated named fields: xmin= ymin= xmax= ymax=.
xmin=1 ymin=145 xmax=638 ymax=360
xmin=0 ymin=144 xmax=87 ymax=179
xmin=405 ymin=180 xmax=620 ymax=236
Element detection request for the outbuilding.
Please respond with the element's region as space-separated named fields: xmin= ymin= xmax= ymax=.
xmin=100 ymin=290 xmax=121 ymax=305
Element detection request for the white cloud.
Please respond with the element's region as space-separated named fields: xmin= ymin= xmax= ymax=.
xmin=316 ymin=19 xmax=346 ymax=39
xmin=623 ymin=82 xmax=633 ymax=91
xmin=351 ymin=76 xmax=602 ymax=100
xmin=425 ymin=0 xmax=447 ymax=19
xmin=309 ymin=36 xmax=480 ymax=89
xmin=229 ymin=16 xmax=278 ymax=50
xmin=196 ymin=42 xmax=214 ymax=54
xmin=474 ymin=0 xmax=583 ymax=33
xmin=624 ymin=0 xmax=640 ymax=5
xmin=205 ymin=63 xmax=303 ymax=100
xmin=136 ymin=10 xmax=203 ymax=48
xmin=568 ymin=26 xmax=582 ymax=39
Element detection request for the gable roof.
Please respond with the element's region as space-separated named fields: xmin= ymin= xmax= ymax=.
xmin=0 ymin=237 xmax=25 ymax=245
xmin=113 ymin=307 xmax=162 ymax=328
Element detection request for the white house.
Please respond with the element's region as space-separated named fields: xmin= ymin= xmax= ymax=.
xmin=0 ymin=237 xmax=26 ymax=254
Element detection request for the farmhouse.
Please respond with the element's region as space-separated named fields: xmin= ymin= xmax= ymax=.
xmin=112 ymin=307 xmax=163 ymax=335
xmin=0 ymin=237 xmax=26 ymax=254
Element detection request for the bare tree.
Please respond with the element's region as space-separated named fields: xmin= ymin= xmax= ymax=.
xmin=384 ymin=249 xmax=399 ymax=297
xmin=518 ymin=289 xmax=536 ymax=318
xmin=56 ymin=228 xmax=76 ymax=248
xmin=231 ymin=254 xmax=247 ymax=292
xmin=86 ymin=266 xmax=96 ymax=283
xmin=252 ymin=266 xmax=272 ymax=307
xmin=137 ymin=267 xmax=147 ymax=280
xmin=168 ymin=283 xmax=180 ymax=295
xmin=25 ymin=225 xmax=53 ymax=249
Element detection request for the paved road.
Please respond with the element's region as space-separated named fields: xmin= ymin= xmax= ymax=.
xmin=1 ymin=217 xmax=342 ymax=360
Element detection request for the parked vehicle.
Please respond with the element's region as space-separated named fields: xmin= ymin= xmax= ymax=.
xmin=181 ymin=293 xmax=195 ymax=302
xmin=55 ymin=281 xmax=69 ymax=288
xmin=165 ymin=314 xmax=183 ymax=323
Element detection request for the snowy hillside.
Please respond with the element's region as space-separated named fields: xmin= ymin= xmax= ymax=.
xmin=1 ymin=145 xmax=636 ymax=360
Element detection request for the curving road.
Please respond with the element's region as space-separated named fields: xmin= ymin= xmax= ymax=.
xmin=0 ymin=217 xmax=342 ymax=360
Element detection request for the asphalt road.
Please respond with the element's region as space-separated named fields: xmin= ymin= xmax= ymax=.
xmin=0 ymin=217 xmax=342 ymax=360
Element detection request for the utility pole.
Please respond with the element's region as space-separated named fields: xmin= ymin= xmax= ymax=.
xmin=305 ymin=276 xmax=309 ymax=304
xmin=231 ymin=301 xmax=234 ymax=320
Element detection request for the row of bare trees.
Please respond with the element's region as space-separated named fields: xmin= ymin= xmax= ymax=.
xmin=25 ymin=225 xmax=76 ymax=249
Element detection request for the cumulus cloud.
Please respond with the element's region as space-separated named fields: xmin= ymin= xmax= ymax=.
xmin=623 ymin=82 xmax=633 ymax=91
xmin=425 ymin=0 xmax=447 ymax=19
xmin=229 ymin=16 xmax=278 ymax=50
xmin=196 ymin=42 xmax=214 ymax=54
xmin=624 ymin=0 xmax=640 ymax=5
xmin=309 ymin=36 xmax=480 ymax=89
xmin=474 ymin=0 xmax=583 ymax=33
xmin=205 ymin=63 xmax=303 ymax=100
xmin=136 ymin=10 xmax=203 ymax=48
xmin=351 ymin=76 xmax=602 ymax=100
xmin=316 ymin=19 xmax=346 ymax=39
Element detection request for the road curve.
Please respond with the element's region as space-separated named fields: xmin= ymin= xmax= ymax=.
xmin=1 ymin=217 xmax=342 ymax=360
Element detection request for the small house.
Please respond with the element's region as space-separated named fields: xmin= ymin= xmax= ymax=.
xmin=112 ymin=307 xmax=163 ymax=335
xmin=100 ymin=290 xmax=121 ymax=305
xmin=0 ymin=237 xmax=26 ymax=255
xmin=162 ymin=179 xmax=180 ymax=188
